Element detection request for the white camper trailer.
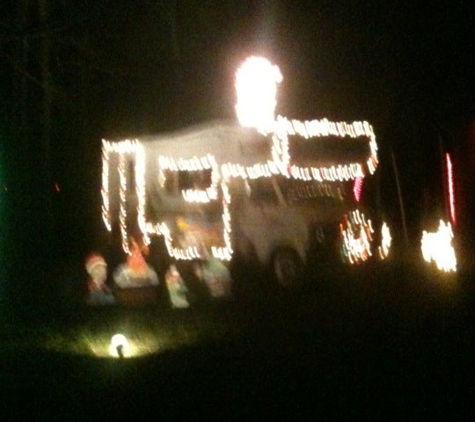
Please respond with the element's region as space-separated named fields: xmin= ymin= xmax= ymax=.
xmin=101 ymin=116 xmax=390 ymax=288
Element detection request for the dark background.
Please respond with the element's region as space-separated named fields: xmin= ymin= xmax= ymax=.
xmin=1 ymin=4 xmax=474 ymax=418
xmin=1 ymin=0 xmax=474 ymax=293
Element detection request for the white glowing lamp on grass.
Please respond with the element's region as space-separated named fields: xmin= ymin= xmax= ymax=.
xmin=235 ymin=56 xmax=282 ymax=130
xmin=109 ymin=333 xmax=130 ymax=358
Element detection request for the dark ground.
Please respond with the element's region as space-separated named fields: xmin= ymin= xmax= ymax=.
xmin=0 ymin=259 xmax=473 ymax=420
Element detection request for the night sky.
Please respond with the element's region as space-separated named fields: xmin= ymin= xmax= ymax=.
xmin=1 ymin=0 xmax=475 ymax=280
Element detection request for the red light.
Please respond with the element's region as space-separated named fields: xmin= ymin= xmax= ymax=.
xmin=446 ymin=153 xmax=456 ymax=225
xmin=353 ymin=176 xmax=363 ymax=202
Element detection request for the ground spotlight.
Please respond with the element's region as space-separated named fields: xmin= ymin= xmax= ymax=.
xmin=109 ymin=334 xmax=130 ymax=358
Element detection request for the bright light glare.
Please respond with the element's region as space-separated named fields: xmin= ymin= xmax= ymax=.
xmin=109 ymin=334 xmax=131 ymax=358
xmin=421 ymin=220 xmax=457 ymax=272
xmin=235 ymin=56 xmax=282 ymax=130
xmin=378 ymin=222 xmax=392 ymax=259
xmin=68 ymin=331 xmax=162 ymax=358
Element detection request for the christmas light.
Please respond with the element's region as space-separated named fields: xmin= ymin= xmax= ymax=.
xmin=118 ymin=154 xmax=129 ymax=254
xmin=421 ymin=220 xmax=457 ymax=272
xmin=212 ymin=181 xmax=233 ymax=261
xmin=135 ymin=143 xmax=149 ymax=245
xmin=340 ymin=210 xmax=374 ymax=264
xmin=101 ymin=144 xmax=111 ymax=231
xmin=353 ymin=176 xmax=363 ymax=202
xmin=378 ymin=222 xmax=391 ymax=259
xmin=446 ymin=153 xmax=456 ymax=225
xmin=101 ymin=139 xmax=145 ymax=254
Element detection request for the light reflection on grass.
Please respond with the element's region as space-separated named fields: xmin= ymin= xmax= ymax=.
xmin=0 ymin=305 xmax=234 ymax=359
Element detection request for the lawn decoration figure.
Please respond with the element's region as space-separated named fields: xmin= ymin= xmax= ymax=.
xmin=194 ymin=257 xmax=232 ymax=300
xmin=85 ymin=253 xmax=115 ymax=305
xmin=165 ymin=264 xmax=190 ymax=308
xmin=113 ymin=236 xmax=159 ymax=288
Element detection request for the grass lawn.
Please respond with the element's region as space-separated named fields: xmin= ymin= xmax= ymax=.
xmin=0 ymin=259 xmax=473 ymax=419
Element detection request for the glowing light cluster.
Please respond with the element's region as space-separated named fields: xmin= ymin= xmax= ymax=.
xmin=288 ymin=162 xmax=365 ymax=182
xmin=158 ymin=154 xmax=216 ymax=172
xmin=265 ymin=115 xmax=378 ymax=182
xmin=378 ymin=222 xmax=392 ymax=259
xmin=211 ymin=181 xmax=233 ymax=261
xmin=235 ymin=56 xmax=282 ymax=130
xmin=269 ymin=115 xmax=376 ymax=140
xmin=340 ymin=210 xmax=374 ymax=264
xmin=288 ymin=183 xmax=344 ymax=201
xmin=159 ymin=154 xmax=220 ymax=203
xmin=235 ymin=58 xmax=379 ymax=181
xmin=145 ymin=220 xmax=202 ymax=261
xmin=219 ymin=152 xmax=367 ymax=184
xmin=421 ymin=220 xmax=457 ymax=272
xmin=221 ymin=161 xmax=276 ymax=180
xmin=135 ymin=144 xmax=149 ymax=245
xmin=155 ymin=153 xmax=233 ymax=260
xmin=118 ymin=154 xmax=129 ymax=254
xmin=101 ymin=147 xmax=111 ymax=231
xmin=102 ymin=139 xmax=148 ymax=254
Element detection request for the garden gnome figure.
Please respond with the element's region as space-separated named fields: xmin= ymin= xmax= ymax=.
xmin=165 ymin=264 xmax=189 ymax=309
xmin=85 ymin=253 xmax=115 ymax=305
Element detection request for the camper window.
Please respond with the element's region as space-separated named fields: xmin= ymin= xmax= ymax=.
xmin=163 ymin=169 xmax=213 ymax=196
xmin=183 ymin=169 xmax=212 ymax=191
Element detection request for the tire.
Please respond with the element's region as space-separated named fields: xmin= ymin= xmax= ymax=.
xmin=271 ymin=248 xmax=303 ymax=289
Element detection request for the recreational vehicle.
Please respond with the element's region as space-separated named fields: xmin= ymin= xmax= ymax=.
xmin=101 ymin=116 xmax=390 ymax=289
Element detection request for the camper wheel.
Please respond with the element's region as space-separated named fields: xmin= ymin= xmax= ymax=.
xmin=270 ymin=247 xmax=303 ymax=289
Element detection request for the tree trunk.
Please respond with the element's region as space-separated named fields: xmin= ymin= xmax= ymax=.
xmin=38 ymin=0 xmax=54 ymax=251
xmin=13 ymin=0 xmax=30 ymax=154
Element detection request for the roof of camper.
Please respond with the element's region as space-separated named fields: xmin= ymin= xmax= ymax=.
xmin=133 ymin=119 xmax=270 ymax=163
xmin=105 ymin=118 xmax=374 ymax=168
